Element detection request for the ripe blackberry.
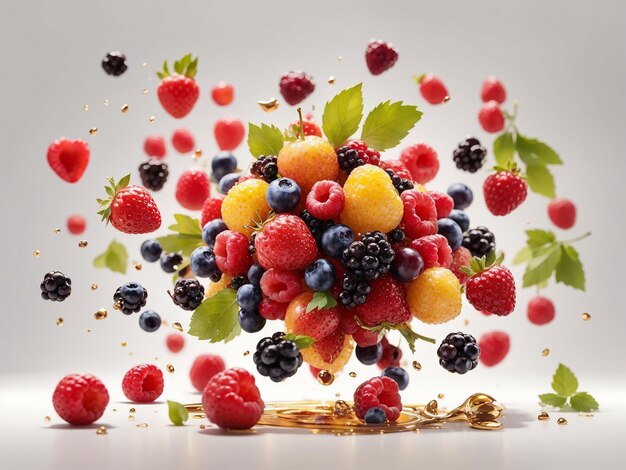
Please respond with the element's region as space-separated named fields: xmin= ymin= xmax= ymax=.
xmin=338 ymin=272 xmax=371 ymax=309
xmin=138 ymin=160 xmax=169 ymax=191
xmin=248 ymin=233 xmax=257 ymax=255
xmin=40 ymin=271 xmax=72 ymax=301
xmin=437 ymin=332 xmax=480 ymax=374
xmin=336 ymin=146 xmax=365 ymax=174
xmin=384 ymin=169 xmax=414 ymax=194
xmin=453 ymin=137 xmax=487 ymax=173
xmin=250 ymin=156 xmax=279 ymax=182
xmin=169 ymin=279 xmax=205 ymax=311
xmin=388 ymin=228 xmax=406 ymax=242
xmin=113 ymin=282 xmax=147 ymax=315
xmin=341 ymin=231 xmax=394 ymax=280
xmin=228 ymin=276 xmax=248 ymax=290
xmin=300 ymin=209 xmax=334 ymax=245
xmin=101 ymin=51 xmax=128 ymax=76
xmin=253 ymin=332 xmax=303 ymax=382
xmin=462 ymin=226 xmax=496 ymax=258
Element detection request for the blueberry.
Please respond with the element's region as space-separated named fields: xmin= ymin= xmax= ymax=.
xmin=160 ymin=253 xmax=183 ymax=273
xmin=381 ymin=366 xmax=409 ymax=390
xmin=355 ymin=343 xmax=383 ymax=365
xmin=266 ymin=178 xmax=301 ymax=213
xmin=390 ymin=247 xmax=424 ymax=282
xmin=139 ymin=310 xmax=161 ymax=332
xmin=120 ymin=282 xmax=145 ymax=305
xmin=218 ymin=172 xmax=241 ymax=194
xmin=364 ymin=407 xmax=387 ymax=424
xmin=237 ymin=284 xmax=262 ymax=311
xmin=447 ymin=183 xmax=473 ymax=210
xmin=304 ymin=259 xmax=336 ymax=292
xmin=247 ymin=263 xmax=265 ymax=287
xmin=238 ymin=309 xmax=266 ymax=333
xmin=448 ymin=209 xmax=470 ymax=232
xmin=202 ymin=219 xmax=228 ymax=247
xmin=190 ymin=246 xmax=220 ymax=279
xmin=140 ymin=239 xmax=162 ymax=263
xmin=437 ymin=218 xmax=463 ymax=250
xmin=211 ymin=151 xmax=237 ymax=183
xmin=321 ymin=224 xmax=355 ymax=258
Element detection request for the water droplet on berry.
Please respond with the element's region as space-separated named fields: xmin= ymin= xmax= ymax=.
xmin=317 ymin=370 xmax=334 ymax=386
xmin=33 ymin=250 xmax=40 ymax=257
xmin=542 ymin=348 xmax=550 ymax=356
xmin=166 ymin=364 xmax=175 ymax=373
xmin=56 ymin=317 xmax=64 ymax=326
xmin=96 ymin=426 xmax=107 ymax=435
xmin=89 ymin=128 xmax=98 ymax=136
xmin=257 ymin=98 xmax=279 ymax=112
xmin=581 ymin=312 xmax=591 ymax=321
xmin=78 ymin=240 xmax=88 ymax=248
xmin=91 ymin=283 xmax=98 ymax=291
xmin=172 ymin=322 xmax=183 ymax=332
xmin=412 ymin=361 xmax=422 ymax=371
xmin=538 ymin=412 xmax=550 ymax=421
xmin=557 ymin=418 xmax=567 ymax=425
xmin=94 ymin=309 xmax=107 ymax=320
xmin=121 ymin=104 xmax=129 ymax=113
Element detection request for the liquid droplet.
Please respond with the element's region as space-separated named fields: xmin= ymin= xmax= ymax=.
xmin=166 ymin=364 xmax=175 ymax=373
xmin=243 ymin=350 xmax=250 ymax=356
xmin=443 ymin=96 xmax=451 ymax=103
xmin=128 ymin=415 xmax=135 ymax=421
xmin=54 ymin=228 xmax=61 ymax=235
xmin=121 ymin=341 xmax=127 ymax=347
xmin=91 ymin=283 xmax=98 ymax=290
xmin=337 ymin=56 xmax=343 ymax=61
xmin=78 ymin=240 xmax=88 ymax=248
xmin=194 ymin=149 xmax=203 ymax=158
xmin=149 ymin=115 xmax=156 ymax=123
xmin=134 ymin=262 xmax=142 ymax=271
xmin=257 ymin=98 xmax=279 ymax=112
xmin=348 ymin=372 xmax=357 ymax=378
xmin=94 ymin=309 xmax=107 ymax=320
xmin=542 ymin=348 xmax=550 ymax=356
xmin=412 ymin=361 xmax=422 ymax=371
xmin=538 ymin=412 xmax=550 ymax=421
xmin=89 ymin=128 xmax=98 ymax=136
xmin=44 ymin=416 xmax=51 ymax=422
xmin=33 ymin=250 xmax=41 ymax=257
xmin=129 ymin=407 xmax=136 ymax=413
xmin=192 ymin=414 xmax=206 ymax=420
xmin=104 ymin=99 xmax=110 ymax=106
xmin=557 ymin=417 xmax=567 ymax=425
xmin=317 ymin=369 xmax=334 ymax=386
xmin=83 ymin=104 xmax=89 ymax=111
xmin=437 ymin=393 xmax=445 ymax=399
xmin=199 ymin=424 xmax=206 ymax=429
xmin=581 ymin=312 xmax=591 ymax=321
xmin=121 ymin=104 xmax=129 ymax=113
xmin=56 ymin=317 xmax=64 ymax=326
xmin=141 ymin=89 xmax=148 ymax=94
xmin=136 ymin=423 xmax=148 ymax=428
xmin=328 ymin=76 xmax=336 ymax=84
xmin=96 ymin=426 xmax=107 ymax=435
xmin=172 ymin=322 xmax=183 ymax=332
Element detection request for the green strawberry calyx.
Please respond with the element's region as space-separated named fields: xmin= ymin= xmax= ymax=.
xmin=355 ymin=317 xmax=435 ymax=354
xmin=492 ymin=160 xmax=523 ymax=177
xmin=459 ymin=252 xmax=505 ymax=278
xmin=157 ymin=53 xmax=198 ymax=80
xmin=97 ymin=174 xmax=131 ymax=224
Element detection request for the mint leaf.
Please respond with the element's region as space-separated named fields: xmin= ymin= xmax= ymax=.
xmin=322 ymin=83 xmax=364 ymax=147
xmin=247 ymin=123 xmax=284 ymax=158
xmin=555 ymin=245 xmax=585 ymax=291
xmin=167 ymin=400 xmax=189 ymax=426
xmin=538 ymin=393 xmax=567 ymax=407
xmin=282 ymin=333 xmax=315 ymax=350
xmin=188 ymin=288 xmax=240 ymax=343
xmin=525 ymin=163 xmax=556 ymax=198
xmin=306 ymin=291 xmax=337 ymax=313
xmin=570 ymin=392 xmax=599 ymax=412
xmin=169 ymin=214 xmax=202 ymax=236
xmin=516 ymin=135 xmax=563 ymax=166
xmin=360 ymin=100 xmax=422 ymax=152
xmin=493 ymin=132 xmax=515 ymax=167
xmin=513 ymin=246 xmax=533 ymax=265
xmin=525 ymin=229 xmax=556 ymax=248
xmin=93 ymin=240 xmax=128 ymax=274
xmin=522 ymin=244 xmax=561 ymax=287
xmin=551 ymin=363 xmax=579 ymax=397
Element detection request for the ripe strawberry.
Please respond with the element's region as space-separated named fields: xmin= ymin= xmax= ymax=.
xmin=365 ymin=40 xmax=398 ymax=75
xmin=547 ymin=198 xmax=576 ymax=229
xmin=211 ymin=81 xmax=234 ymax=106
xmin=415 ymin=74 xmax=449 ymax=105
xmin=355 ymin=276 xmax=411 ymax=327
xmin=47 ymin=138 xmax=90 ymax=183
xmin=478 ymin=331 xmax=510 ymax=367
xmin=214 ymin=118 xmax=245 ymax=151
xmin=156 ymin=54 xmax=200 ymax=118
xmin=255 ymin=214 xmax=318 ymax=271
xmin=175 ymin=168 xmax=211 ymax=210
xmin=527 ymin=296 xmax=555 ymax=325
xmin=285 ymin=293 xmax=340 ymax=341
xmin=171 ymin=128 xmax=195 ymax=154
xmin=481 ymin=77 xmax=506 ymax=104
xmin=143 ymin=135 xmax=166 ymax=159
xmin=483 ymin=167 xmax=527 ymax=216
xmin=463 ymin=256 xmax=516 ymax=316
xmin=97 ymin=175 xmax=161 ymax=234
xmin=312 ymin=329 xmax=345 ymax=363
xmin=478 ymin=101 xmax=505 ymax=133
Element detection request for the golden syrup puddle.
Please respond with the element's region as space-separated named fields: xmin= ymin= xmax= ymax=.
xmin=184 ymin=393 xmax=503 ymax=434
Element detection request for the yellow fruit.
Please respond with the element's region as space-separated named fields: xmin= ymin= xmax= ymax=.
xmin=340 ymin=164 xmax=403 ymax=235
xmin=407 ymin=267 xmax=461 ymax=324
xmin=205 ymin=274 xmax=233 ymax=298
xmin=277 ymin=136 xmax=339 ymax=194
xmin=221 ymin=179 xmax=270 ymax=237
xmin=414 ymin=183 xmax=427 ymax=193
xmin=301 ymin=334 xmax=354 ymax=374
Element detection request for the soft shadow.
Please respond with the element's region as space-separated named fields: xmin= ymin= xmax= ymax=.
xmin=501 ymin=408 xmax=534 ymax=429
xmin=45 ymin=423 xmax=117 ymax=430
xmin=115 ymin=401 xmax=166 ymax=405
xmin=198 ymin=427 xmax=311 ymax=436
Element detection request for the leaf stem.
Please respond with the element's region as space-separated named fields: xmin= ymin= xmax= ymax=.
xmin=562 ymin=232 xmax=591 ymax=244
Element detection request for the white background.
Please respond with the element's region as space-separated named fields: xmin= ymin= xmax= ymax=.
xmin=1 ymin=0 xmax=625 ymax=469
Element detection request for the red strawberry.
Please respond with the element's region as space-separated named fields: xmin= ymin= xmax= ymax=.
xmin=481 ymin=77 xmax=507 ymax=104
xmin=291 ymin=301 xmax=340 ymax=341
xmin=355 ymin=276 xmax=412 ymax=327
xmin=463 ymin=256 xmax=516 ymax=316
xmin=312 ymin=329 xmax=345 ymax=363
xmin=483 ymin=168 xmax=528 ymax=216
xmin=478 ymin=100 xmax=505 ymax=133
xmin=47 ymin=138 xmax=90 ymax=183
xmin=289 ymin=119 xmax=322 ymax=138
xmin=255 ymin=214 xmax=318 ymax=271
xmin=175 ymin=168 xmax=211 ymax=210
xmin=156 ymin=54 xmax=200 ymax=119
xmin=97 ymin=175 xmax=161 ymax=234
xmin=478 ymin=331 xmax=510 ymax=367
xmin=415 ymin=74 xmax=449 ymax=105
xmin=365 ymin=40 xmax=398 ymax=75
xmin=214 ymin=118 xmax=245 ymax=151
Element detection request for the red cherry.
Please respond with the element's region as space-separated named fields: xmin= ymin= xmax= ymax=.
xmin=67 ymin=214 xmax=86 ymax=235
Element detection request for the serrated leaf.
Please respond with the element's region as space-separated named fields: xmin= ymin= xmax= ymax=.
xmin=516 ymin=135 xmax=563 ymax=166
xmin=169 ymin=214 xmax=202 ymax=236
xmin=92 ymin=240 xmax=128 ymax=274
xmin=282 ymin=333 xmax=315 ymax=350
xmin=526 ymin=229 xmax=556 ymax=248
xmin=322 ymin=83 xmax=364 ymax=147
xmin=538 ymin=393 xmax=567 ymax=407
xmin=223 ymin=322 xmax=241 ymax=344
xmin=247 ymin=123 xmax=284 ymax=158
xmin=167 ymin=400 xmax=189 ymax=426
xmin=555 ymin=245 xmax=585 ymax=291
xmin=551 ymin=363 xmax=579 ymax=397
xmin=513 ymin=246 xmax=532 ymax=265
xmin=156 ymin=234 xmax=203 ymax=258
xmin=570 ymin=392 xmax=599 ymax=412
xmin=525 ymin=163 xmax=556 ymax=198
xmin=522 ymin=244 xmax=561 ymax=287
xmin=306 ymin=291 xmax=337 ymax=313
xmin=493 ymin=132 xmax=515 ymax=167
xmin=188 ymin=289 xmax=239 ymax=343
xmin=360 ymin=100 xmax=422 ymax=152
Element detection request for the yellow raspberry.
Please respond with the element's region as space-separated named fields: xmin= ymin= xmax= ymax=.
xmin=205 ymin=274 xmax=233 ymax=298
xmin=340 ymin=164 xmax=403 ymax=236
xmin=221 ymin=179 xmax=270 ymax=238
xmin=406 ymin=267 xmax=461 ymax=324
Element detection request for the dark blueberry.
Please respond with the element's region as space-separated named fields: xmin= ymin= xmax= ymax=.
xmin=190 ymin=246 xmax=221 ymax=279
xmin=390 ymin=247 xmax=424 ymax=282
xmin=437 ymin=218 xmax=463 ymax=250
xmin=139 ymin=310 xmax=161 ymax=332
xmin=229 ymin=276 xmax=247 ymax=290
xmin=447 ymin=183 xmax=473 ymax=210
xmin=238 ymin=309 xmax=266 ymax=333
xmin=448 ymin=209 xmax=470 ymax=233
xmin=236 ymin=284 xmax=262 ymax=311
xmin=40 ymin=271 xmax=72 ymax=302
xmin=381 ymin=367 xmax=409 ymax=390
xmin=364 ymin=407 xmax=387 ymax=424
xmin=218 ymin=172 xmax=241 ymax=194
xmin=160 ymin=253 xmax=183 ymax=273
xmin=211 ymin=151 xmax=237 ymax=183
xmin=202 ymin=219 xmax=228 ymax=247
xmin=388 ymin=228 xmax=405 ymax=242
xmin=247 ymin=263 xmax=265 ymax=287
xmin=265 ymin=178 xmax=301 ymax=213
xmin=120 ymin=282 xmax=145 ymax=305
xmin=356 ymin=343 xmax=383 ymax=365
xmin=169 ymin=279 xmax=205 ymax=311
xmin=437 ymin=331 xmax=480 ymax=374
xmin=140 ymin=239 xmax=162 ymax=263
xmin=304 ymin=259 xmax=336 ymax=292
xmin=101 ymin=51 xmax=127 ymax=76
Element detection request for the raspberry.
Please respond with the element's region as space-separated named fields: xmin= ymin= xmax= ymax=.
xmin=401 ymin=190 xmax=438 ymax=240
xmin=214 ymin=230 xmax=253 ymax=275
xmin=171 ymin=128 xmax=195 ymax=153
xmin=200 ymin=194 xmax=226 ymax=227
xmin=399 ymin=143 xmax=439 ymax=184
xmin=166 ymin=333 xmax=185 ymax=353
xmin=365 ymin=40 xmax=398 ymax=75
xmin=385 ymin=168 xmax=415 ymax=194
xmin=211 ymin=81 xmax=234 ymax=106
xmin=380 ymin=159 xmax=412 ymax=180
xmin=67 ymin=214 xmax=86 ymax=235
xmin=175 ymin=168 xmax=211 ymax=210
xmin=409 ymin=234 xmax=452 ymax=269
xmin=479 ymin=331 xmax=510 ymax=367
xmin=453 ymin=137 xmax=487 ymax=173
xmin=527 ymin=296 xmax=555 ymax=325
xmin=346 ymin=140 xmax=381 ymax=166
xmin=289 ymin=119 xmax=322 ymax=138
xmin=259 ymin=298 xmax=288 ymax=320
xmin=306 ymin=180 xmax=345 ymax=220
xmin=52 ymin=374 xmax=109 ymax=425
xmin=101 ymin=51 xmax=127 ymax=76
xmin=478 ymin=101 xmax=505 ymax=133
xmin=250 ymin=155 xmax=279 ymax=182
xmin=483 ymin=170 xmax=528 ymax=216
xmin=353 ymin=376 xmax=402 ymax=421
xmin=143 ymin=135 xmax=166 ymax=159
xmin=190 ymin=354 xmax=226 ymax=392
xmin=138 ymin=160 xmax=169 ymax=191
xmin=253 ymin=332 xmax=304 ymax=382
xmin=113 ymin=282 xmax=147 ymax=314
xmin=260 ymin=268 xmax=303 ymax=303
xmin=437 ymin=332 xmax=480 ymax=374
xmin=466 ymin=264 xmax=516 ymax=316
xmin=355 ymin=276 xmax=412 ymax=327
xmin=428 ymin=191 xmax=454 ymax=218
xmin=40 ymin=271 xmax=72 ymax=302
xmin=377 ymin=342 xmax=402 ymax=369
xmin=300 ymin=209 xmax=335 ymax=245
xmin=462 ymin=226 xmax=496 ymax=258
xmin=169 ymin=279 xmax=205 ymax=311
xmin=214 ymin=118 xmax=245 ymax=151
xmin=202 ymin=368 xmax=265 ymax=429
xmin=417 ymin=74 xmax=449 ymax=105
xmin=406 ymin=267 xmax=461 ymax=324
xmin=481 ymin=76 xmax=506 ymax=104
xmin=548 ymin=198 xmax=576 ymax=229
xmin=279 ymin=71 xmax=315 ymax=106
xmin=450 ymin=246 xmax=472 ymax=284
xmin=121 ymin=364 xmax=164 ymax=402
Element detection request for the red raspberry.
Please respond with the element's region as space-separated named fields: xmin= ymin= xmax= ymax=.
xmin=355 ymin=276 xmax=412 ymax=327
xmin=52 ymin=374 xmax=109 ymax=425
xmin=289 ymin=119 xmax=322 ymax=138
xmin=428 ymin=191 xmax=454 ymax=218
xmin=171 ymin=128 xmax=195 ymax=154
xmin=380 ymin=159 xmax=411 ymax=180
xmin=548 ymin=198 xmax=576 ymax=229
xmin=481 ymin=76 xmax=506 ymax=104
xmin=478 ymin=100 xmax=505 ymax=133
xmin=483 ymin=170 xmax=528 ymax=216
xmin=527 ymin=296 xmax=555 ymax=325
xmin=279 ymin=71 xmax=315 ymax=106
xmin=66 ymin=214 xmax=86 ymax=235
xmin=166 ymin=333 xmax=185 ymax=353
xmin=377 ymin=343 xmax=402 ymax=369
xmin=450 ymin=246 xmax=472 ymax=284
xmin=401 ymin=190 xmax=438 ymax=240
xmin=121 ymin=364 xmax=164 ymax=403
xmin=144 ymin=135 xmax=166 ymax=159
xmin=214 ymin=117 xmax=245 ymax=151
xmin=306 ymin=180 xmax=345 ymax=220
xmin=409 ymin=234 xmax=452 ymax=269
xmin=260 ymin=268 xmax=303 ymax=303
xmin=346 ymin=140 xmax=381 ymax=166
xmin=399 ymin=143 xmax=439 ymax=183
xmin=255 ymin=214 xmax=318 ymax=271
xmin=214 ymin=230 xmax=252 ymax=275
xmin=365 ymin=40 xmax=398 ymax=76
xmin=211 ymin=81 xmax=234 ymax=106
xmin=479 ymin=331 xmax=510 ymax=367
xmin=190 ymin=354 xmax=226 ymax=392
xmin=202 ymin=368 xmax=264 ymax=429
xmin=354 ymin=376 xmax=402 ymax=421
xmin=466 ymin=265 xmax=516 ymax=316
xmin=259 ymin=298 xmax=288 ymax=320
xmin=417 ymin=74 xmax=449 ymax=105
xmin=200 ymin=194 xmax=226 ymax=227
xmin=175 ymin=168 xmax=211 ymax=210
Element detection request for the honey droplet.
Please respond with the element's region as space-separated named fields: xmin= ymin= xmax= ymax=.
xmin=166 ymin=364 xmax=175 ymax=373
xmin=192 ymin=414 xmax=206 ymax=420
xmin=121 ymin=104 xmax=129 ymax=113
xmin=86 ymin=329 xmax=91 ymax=333
xmin=335 ymin=392 xmax=341 ymax=398
xmin=463 ymin=319 xmax=469 ymax=326
xmin=91 ymin=283 xmax=98 ymax=291
xmin=83 ymin=104 xmax=89 ymax=111
xmin=199 ymin=424 xmax=206 ymax=430
xmin=78 ymin=240 xmax=88 ymax=248
xmin=54 ymin=228 xmax=61 ymax=235
xmin=162 ymin=319 xmax=169 ymax=327
xmin=154 ymin=357 xmax=159 ymax=361
xmin=33 ymin=250 xmax=41 ymax=257
xmin=348 ymin=372 xmax=357 ymax=378
xmin=142 ymin=62 xmax=147 ymax=67
xmin=44 ymin=416 xmax=51 ymax=422
xmin=194 ymin=149 xmax=203 ymax=158
xmin=538 ymin=412 xmax=550 ymax=421
xmin=542 ymin=348 xmax=550 ymax=356
xmin=94 ymin=309 xmax=107 ymax=320
xmin=317 ymin=369 xmax=334 ymax=386
xmin=128 ymin=415 xmax=135 ymax=421
xmin=129 ymin=407 xmax=136 ymax=413
xmin=337 ymin=56 xmax=343 ymax=61
xmin=328 ymin=76 xmax=336 ymax=84
xmin=96 ymin=426 xmax=107 ymax=435
xmin=557 ymin=417 xmax=568 ymax=425
xmin=112 ymin=303 xmax=121 ymax=311
xmin=333 ymin=400 xmax=352 ymax=416
xmin=104 ymin=99 xmax=110 ymax=106
xmin=443 ymin=96 xmax=451 ymax=103
xmin=89 ymin=127 xmax=98 ymax=136
xmin=56 ymin=317 xmax=64 ymax=326
xmin=243 ymin=350 xmax=250 ymax=357
xmin=149 ymin=115 xmax=156 ymax=123
xmin=121 ymin=341 xmax=127 ymax=347
xmin=136 ymin=423 xmax=148 ymax=428
xmin=134 ymin=262 xmax=142 ymax=271
xmin=581 ymin=312 xmax=591 ymax=321
xmin=141 ymin=89 xmax=148 ymax=95
xmin=412 ymin=361 xmax=422 ymax=371
xmin=257 ymin=98 xmax=279 ymax=112
xmin=172 ymin=322 xmax=183 ymax=332
xmin=438 ymin=393 xmax=445 ymax=399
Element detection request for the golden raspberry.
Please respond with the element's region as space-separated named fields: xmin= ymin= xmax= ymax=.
xmin=406 ymin=267 xmax=461 ymax=324
xmin=221 ymin=179 xmax=270 ymax=238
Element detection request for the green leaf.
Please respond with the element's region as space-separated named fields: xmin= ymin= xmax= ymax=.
xmin=525 ymin=163 xmax=556 ymax=198
xmin=282 ymin=333 xmax=315 ymax=350
xmin=360 ymin=100 xmax=422 ymax=152
xmin=538 ymin=393 xmax=567 ymax=407
xmin=555 ymin=245 xmax=585 ymax=291
xmin=526 ymin=229 xmax=556 ymax=248
xmin=493 ymin=132 xmax=515 ymax=167
xmin=223 ymin=322 xmax=241 ymax=344
xmin=513 ymin=246 xmax=533 ymax=265
xmin=156 ymin=234 xmax=203 ymax=258
xmin=306 ymin=291 xmax=337 ymax=313
xmin=570 ymin=392 xmax=599 ymax=412
xmin=188 ymin=289 xmax=239 ymax=343
xmin=522 ymin=244 xmax=562 ymax=287
xmin=167 ymin=400 xmax=189 ymax=426
xmin=247 ymin=123 xmax=284 ymax=158
xmin=169 ymin=214 xmax=202 ymax=236
xmin=92 ymin=240 xmax=128 ymax=274
xmin=395 ymin=323 xmax=436 ymax=353
xmin=516 ymin=135 xmax=563 ymax=166
xmin=322 ymin=83 xmax=364 ymax=147
xmin=551 ymin=363 xmax=579 ymax=397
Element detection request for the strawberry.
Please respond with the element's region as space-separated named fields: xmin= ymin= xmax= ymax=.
xmin=312 ymin=329 xmax=345 ymax=363
xmin=287 ymin=294 xmax=340 ymax=341
xmin=288 ymin=119 xmax=322 ymax=138
xmin=46 ymin=138 xmax=90 ymax=183
xmin=97 ymin=175 xmax=161 ymax=234
xmin=175 ymin=168 xmax=211 ymax=210
xmin=483 ymin=166 xmax=528 ymax=216
xmin=214 ymin=118 xmax=245 ymax=151
xmin=156 ymin=54 xmax=200 ymax=119
xmin=462 ymin=255 xmax=516 ymax=316
xmin=355 ymin=276 xmax=412 ymax=327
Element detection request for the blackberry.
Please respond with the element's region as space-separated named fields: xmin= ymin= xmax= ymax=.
xmin=228 ymin=276 xmax=248 ymax=290
xmin=168 ymin=279 xmax=205 ymax=311
xmin=453 ymin=137 xmax=487 ymax=173
xmin=437 ymin=332 xmax=480 ymax=374
xmin=336 ymin=146 xmax=365 ymax=174
xmin=341 ymin=231 xmax=394 ymax=280
xmin=384 ymin=169 xmax=414 ymax=194
xmin=338 ymin=272 xmax=371 ymax=309
xmin=253 ymin=332 xmax=303 ymax=382
xmin=101 ymin=51 xmax=128 ymax=76
xmin=248 ymin=233 xmax=257 ymax=255
xmin=40 ymin=271 xmax=72 ymax=302
xmin=301 ymin=209 xmax=334 ymax=245
xmin=138 ymin=160 xmax=169 ymax=191
xmin=462 ymin=226 xmax=496 ymax=258
xmin=113 ymin=282 xmax=147 ymax=315
xmin=250 ymin=156 xmax=279 ymax=182
xmin=388 ymin=228 xmax=406 ymax=243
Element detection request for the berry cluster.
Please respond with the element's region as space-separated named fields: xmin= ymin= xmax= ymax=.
xmin=250 ymin=156 xmax=279 ymax=182
xmin=253 ymin=332 xmax=303 ymax=382
xmin=462 ymin=226 xmax=496 ymax=257
xmin=300 ymin=209 xmax=335 ymax=245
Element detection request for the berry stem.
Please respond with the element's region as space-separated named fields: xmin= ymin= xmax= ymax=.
xmin=561 ymin=232 xmax=591 ymax=244
xmin=296 ymin=107 xmax=305 ymax=141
